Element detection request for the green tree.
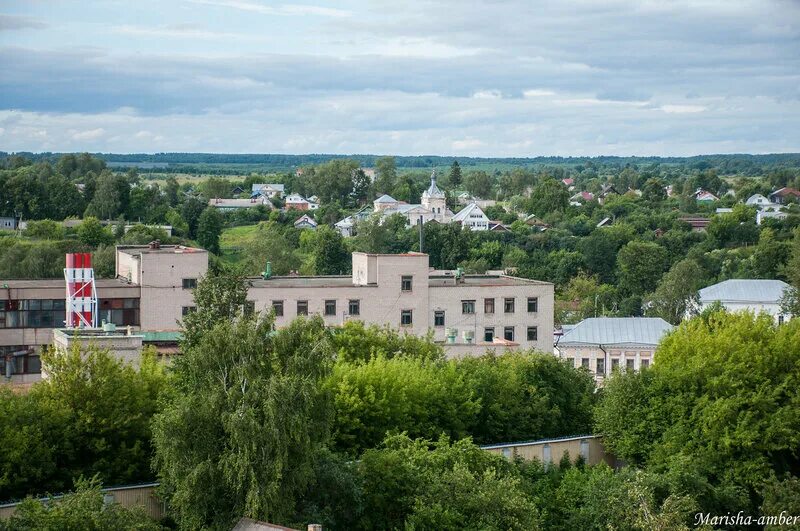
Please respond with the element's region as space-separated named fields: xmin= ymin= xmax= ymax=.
xmin=152 ymin=315 xmax=334 ymax=529
xmin=196 ymin=207 xmax=223 ymax=254
xmin=641 ymin=178 xmax=667 ymax=202
xmin=596 ymin=311 xmax=800 ymax=515
xmin=24 ymin=220 xmax=65 ymax=240
xmin=616 ymin=240 xmax=669 ymax=297
xmin=164 ymin=176 xmax=180 ymax=206
xmin=242 ymin=222 xmax=302 ymax=276
xmin=179 ymin=272 xmax=249 ymax=349
xmin=374 ymin=157 xmax=397 ymax=195
xmin=303 ymin=225 xmax=350 ymax=275
xmin=644 ymin=259 xmax=705 ymax=324
xmin=464 ymin=170 xmax=492 ymax=198
xmin=527 ymin=177 xmax=569 ymax=217
xmin=76 ymin=217 xmax=114 ymax=247
xmin=781 ymin=228 xmax=800 ymax=315
xmin=181 ymin=197 xmax=206 ymax=239
xmin=448 ymin=161 xmax=463 ymax=188
xmin=358 ymin=435 xmax=540 ymax=531
xmin=351 ymin=168 xmax=372 ymax=205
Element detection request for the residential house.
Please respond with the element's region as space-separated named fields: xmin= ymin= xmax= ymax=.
xmin=757 ymin=209 xmax=788 ymax=225
xmin=679 ymin=216 xmax=711 ymax=232
xmin=452 ymin=203 xmax=490 ymax=231
xmin=696 ymin=279 xmax=792 ymax=323
xmin=692 ymin=188 xmax=719 ymax=202
xmin=570 ymin=191 xmax=594 ymax=205
xmin=251 ymin=183 xmax=285 ymax=199
xmin=745 ymin=194 xmax=774 ymax=207
xmin=285 ymin=193 xmax=312 ymax=211
xmin=230 ymin=185 xmax=245 ymax=196
xmin=0 ymin=217 xmax=20 ymax=230
xmin=556 ymin=317 xmax=674 ymax=382
xmin=293 ymin=214 xmax=318 ymax=230
xmin=769 ymin=187 xmax=800 ymax=205
xmin=334 ymin=206 xmax=372 ymax=238
xmin=598 ymin=184 xmax=619 ymax=205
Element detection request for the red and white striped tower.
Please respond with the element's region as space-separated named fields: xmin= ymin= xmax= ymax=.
xmin=64 ymin=252 xmax=98 ymax=328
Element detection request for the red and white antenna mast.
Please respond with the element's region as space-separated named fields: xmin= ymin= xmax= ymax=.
xmin=64 ymin=253 xmax=98 ymax=328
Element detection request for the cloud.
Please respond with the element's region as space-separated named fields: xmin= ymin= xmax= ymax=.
xmin=0 ymin=14 xmax=47 ymax=31
xmin=659 ymin=104 xmax=708 ymax=114
xmin=187 ymin=0 xmax=351 ymax=18
xmin=0 ymin=0 xmax=798 ymax=154
xmin=71 ymin=128 xmax=106 ymax=141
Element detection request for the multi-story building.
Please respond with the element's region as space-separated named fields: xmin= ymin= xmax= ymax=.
xmin=555 ymin=317 xmax=673 ymax=383
xmin=1 ymin=245 xmax=553 ymax=383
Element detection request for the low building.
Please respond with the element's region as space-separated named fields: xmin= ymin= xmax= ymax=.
xmin=451 ymin=203 xmax=490 ymax=231
xmin=696 ymin=279 xmax=792 ymax=323
xmin=285 ymin=193 xmax=318 ymax=211
xmin=769 ymin=187 xmax=800 ymax=205
xmin=556 ymin=317 xmax=673 ymax=381
xmin=50 ymin=327 xmax=145 ymax=372
xmin=0 ymin=216 xmax=21 ymax=230
xmin=757 ymin=208 xmax=788 ymax=225
xmin=679 ymin=216 xmax=711 ymax=232
xmin=373 ymin=172 xmax=453 ymax=227
xmin=293 ymin=214 xmax=318 ymax=230
xmin=693 ymin=189 xmax=719 ymax=202
xmin=746 ymin=194 xmax=775 ymax=207
xmin=482 ymin=434 xmax=614 ymax=467
xmin=208 ymin=197 xmax=272 ymax=210
xmin=251 ymin=183 xmax=285 ymax=199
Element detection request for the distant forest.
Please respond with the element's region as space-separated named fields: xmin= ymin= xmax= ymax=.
xmin=3 ymin=151 xmax=800 ymax=175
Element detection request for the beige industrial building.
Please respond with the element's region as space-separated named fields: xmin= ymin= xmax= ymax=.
xmin=482 ymin=434 xmax=615 ymax=467
xmin=1 ymin=244 xmax=554 ymax=383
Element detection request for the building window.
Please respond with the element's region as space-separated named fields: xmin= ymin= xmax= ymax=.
xmin=640 ymin=359 xmax=650 ymax=369
xmin=97 ymin=298 xmax=141 ymax=326
xmin=527 ymin=326 xmax=538 ymax=341
xmin=504 ymin=326 xmax=514 ymax=341
xmin=527 ymin=297 xmax=538 ymax=313
xmin=462 ymin=300 xmax=475 ymax=314
xmin=272 ymin=300 xmax=284 ymax=317
xmin=297 ymin=300 xmax=308 ymax=316
xmin=612 ymin=358 xmax=620 ymax=371
xmin=779 ymin=315 xmax=785 ymax=325
xmin=502 ymin=448 xmax=512 ymax=459
xmin=434 ymin=310 xmax=445 ymax=327
xmin=504 ymin=297 xmax=515 ymax=313
xmin=324 ymin=300 xmax=337 ymax=316
xmin=182 ymin=278 xmax=197 ymax=289
xmin=580 ymin=439 xmax=590 ymax=460
xmin=484 ymin=327 xmax=495 ymax=342
xmin=484 ymin=298 xmax=495 ymax=314
xmin=626 ymin=359 xmax=635 ymax=371
xmin=401 ymin=276 xmax=413 ymax=291
xmin=181 ymin=306 xmax=196 ymax=316
xmin=400 ymin=310 xmax=413 ymax=326
xmin=596 ymin=358 xmax=605 ymax=375
xmin=348 ymin=299 xmax=360 ymax=316
xmin=543 ymin=443 xmax=552 ymax=468
xmin=244 ymin=300 xmax=255 ymax=316
xmin=581 ymin=357 xmax=590 ymax=369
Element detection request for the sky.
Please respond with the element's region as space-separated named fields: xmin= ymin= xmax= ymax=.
xmin=0 ymin=0 xmax=799 ymax=156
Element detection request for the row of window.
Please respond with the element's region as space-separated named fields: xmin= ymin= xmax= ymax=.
xmin=576 ymin=357 xmax=650 ymax=374
xmin=0 ymin=299 xmax=140 ymax=328
xmin=461 ymin=297 xmax=538 ymax=315
xmin=484 ymin=326 xmax=538 ymax=342
xmin=0 ymin=346 xmax=41 ymax=375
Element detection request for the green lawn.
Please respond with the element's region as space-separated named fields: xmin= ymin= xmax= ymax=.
xmin=220 ymin=224 xmax=261 ymax=265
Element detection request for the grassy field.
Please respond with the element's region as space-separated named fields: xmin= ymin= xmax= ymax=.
xmin=219 ymin=224 xmax=261 ymax=265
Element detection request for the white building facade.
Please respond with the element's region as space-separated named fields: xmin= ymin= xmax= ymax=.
xmin=696 ymin=279 xmax=792 ymax=323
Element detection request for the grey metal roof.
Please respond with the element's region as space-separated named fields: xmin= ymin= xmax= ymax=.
xmin=698 ymin=279 xmax=790 ymax=304
xmin=251 ymin=183 xmax=284 ymax=192
xmin=374 ymin=194 xmax=397 ymax=203
xmin=422 ymin=170 xmax=445 ymax=198
xmin=452 ymin=202 xmax=486 ymax=222
xmin=560 ymin=317 xmax=673 ymax=346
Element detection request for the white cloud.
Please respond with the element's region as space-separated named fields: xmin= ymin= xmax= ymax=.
xmin=451 ymin=138 xmax=486 ymax=151
xmin=187 ymin=0 xmax=351 ymax=18
xmin=659 ymin=104 xmax=707 ymax=113
xmin=523 ymin=89 xmax=556 ymax=98
xmin=472 ymin=90 xmax=502 ymax=100
xmin=71 ymin=128 xmax=106 ymax=141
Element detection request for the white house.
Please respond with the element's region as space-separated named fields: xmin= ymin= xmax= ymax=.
xmin=693 ymin=189 xmax=719 ymax=202
xmin=696 ymin=279 xmax=792 ymax=323
xmin=556 ymin=317 xmax=673 ymax=382
xmin=251 ymin=183 xmax=285 ymax=199
xmin=746 ymin=194 xmax=774 ymax=207
xmin=757 ymin=209 xmax=788 ymax=225
xmin=452 ymin=203 xmax=490 ymax=231
xmin=285 ymin=193 xmax=318 ymax=211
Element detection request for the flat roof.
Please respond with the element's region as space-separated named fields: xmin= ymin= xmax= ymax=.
xmin=481 ymin=434 xmax=598 ymax=450
xmin=0 ymin=278 xmax=138 ymax=290
xmin=117 ymin=244 xmax=206 ymax=255
xmin=429 ymin=275 xmax=552 ymax=287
